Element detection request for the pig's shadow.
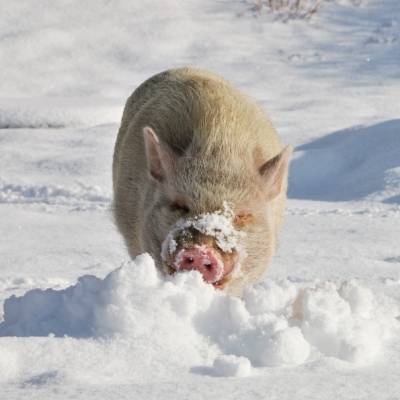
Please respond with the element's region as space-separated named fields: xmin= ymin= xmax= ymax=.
xmin=288 ymin=119 xmax=400 ymax=203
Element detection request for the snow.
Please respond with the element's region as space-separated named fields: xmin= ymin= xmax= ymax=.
xmin=1 ymin=0 xmax=400 ymax=398
xmin=212 ymin=355 xmax=252 ymax=377
xmin=1 ymin=255 xmax=397 ymax=384
xmin=289 ymin=119 xmax=400 ymax=203
xmin=161 ymin=203 xmax=244 ymax=261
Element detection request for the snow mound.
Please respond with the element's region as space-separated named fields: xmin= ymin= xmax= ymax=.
xmin=289 ymin=120 xmax=400 ymax=203
xmin=0 ymin=180 xmax=110 ymax=209
xmin=1 ymin=254 xmax=398 ymax=382
xmin=0 ymin=99 xmax=121 ymax=128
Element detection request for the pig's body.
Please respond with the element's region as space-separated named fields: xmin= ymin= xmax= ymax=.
xmin=113 ymin=68 xmax=291 ymax=296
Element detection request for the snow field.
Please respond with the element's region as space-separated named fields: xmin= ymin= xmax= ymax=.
xmin=1 ymin=0 xmax=400 ymax=397
xmin=1 ymin=253 xmax=398 ymax=384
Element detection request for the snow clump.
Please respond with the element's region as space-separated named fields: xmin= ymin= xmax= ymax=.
xmin=212 ymin=354 xmax=252 ymax=377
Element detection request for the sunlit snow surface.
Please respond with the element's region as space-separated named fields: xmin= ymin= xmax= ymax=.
xmin=1 ymin=0 xmax=400 ymax=398
xmin=1 ymin=253 xmax=398 ymax=382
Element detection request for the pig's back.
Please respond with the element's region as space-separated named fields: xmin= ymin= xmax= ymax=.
xmin=113 ymin=68 xmax=282 ymax=189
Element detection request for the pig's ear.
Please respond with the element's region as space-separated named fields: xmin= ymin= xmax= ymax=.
xmin=143 ymin=126 xmax=174 ymax=183
xmin=259 ymin=145 xmax=293 ymax=200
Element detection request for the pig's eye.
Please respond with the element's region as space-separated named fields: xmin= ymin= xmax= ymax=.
xmin=234 ymin=213 xmax=254 ymax=228
xmin=169 ymin=201 xmax=190 ymax=214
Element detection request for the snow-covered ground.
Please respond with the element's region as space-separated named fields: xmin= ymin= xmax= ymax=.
xmin=1 ymin=0 xmax=400 ymax=398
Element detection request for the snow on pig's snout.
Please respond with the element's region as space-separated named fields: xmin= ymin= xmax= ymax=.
xmin=161 ymin=206 xmax=244 ymax=288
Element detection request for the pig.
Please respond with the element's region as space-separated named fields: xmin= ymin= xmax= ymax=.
xmin=113 ymin=68 xmax=292 ymax=296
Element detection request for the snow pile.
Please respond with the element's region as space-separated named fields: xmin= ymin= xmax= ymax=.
xmin=1 ymin=254 xmax=398 ymax=382
xmin=289 ymin=120 xmax=400 ymax=203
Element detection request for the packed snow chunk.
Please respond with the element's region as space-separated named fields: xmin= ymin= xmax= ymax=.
xmin=212 ymin=354 xmax=251 ymax=377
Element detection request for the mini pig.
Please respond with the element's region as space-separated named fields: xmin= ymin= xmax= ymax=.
xmin=113 ymin=68 xmax=292 ymax=296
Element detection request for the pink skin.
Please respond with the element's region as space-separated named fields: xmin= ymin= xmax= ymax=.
xmin=172 ymin=244 xmax=237 ymax=288
xmin=173 ymin=245 xmax=227 ymax=284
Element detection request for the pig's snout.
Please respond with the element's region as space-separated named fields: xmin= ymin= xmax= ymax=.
xmin=174 ymin=246 xmax=224 ymax=284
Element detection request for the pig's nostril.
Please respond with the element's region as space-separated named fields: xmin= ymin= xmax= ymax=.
xmin=204 ymin=262 xmax=213 ymax=271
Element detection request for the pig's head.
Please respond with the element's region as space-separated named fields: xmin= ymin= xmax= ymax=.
xmin=143 ymin=126 xmax=292 ymax=290
xmin=160 ymin=204 xmax=245 ymax=288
